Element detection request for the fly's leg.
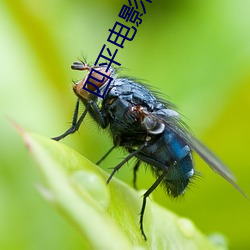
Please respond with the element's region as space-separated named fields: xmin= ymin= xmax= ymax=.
xmin=133 ymin=160 xmax=141 ymax=189
xmin=52 ymin=99 xmax=88 ymax=141
xmin=52 ymin=99 xmax=108 ymax=141
xmin=96 ymin=145 xmax=116 ymax=165
xmin=140 ymin=172 xmax=166 ymax=240
xmin=88 ymin=100 xmax=107 ymax=129
xmin=107 ymin=143 xmax=146 ymax=184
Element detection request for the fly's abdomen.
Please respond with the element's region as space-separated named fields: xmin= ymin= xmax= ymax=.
xmin=163 ymin=129 xmax=194 ymax=196
xmin=164 ymin=153 xmax=193 ymax=197
xmin=136 ymin=128 xmax=194 ymax=197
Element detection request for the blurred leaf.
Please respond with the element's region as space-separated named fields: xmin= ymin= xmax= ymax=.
xmin=17 ymin=126 xmax=226 ymax=250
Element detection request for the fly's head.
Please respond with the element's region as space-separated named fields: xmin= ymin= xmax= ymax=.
xmin=71 ymin=61 xmax=114 ymax=101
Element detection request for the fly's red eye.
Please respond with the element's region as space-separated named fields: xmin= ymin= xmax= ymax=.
xmin=87 ymin=68 xmax=111 ymax=91
xmin=71 ymin=61 xmax=111 ymax=91
xmin=72 ymin=62 xmax=112 ymax=100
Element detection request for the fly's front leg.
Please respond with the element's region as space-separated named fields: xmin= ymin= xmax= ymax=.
xmin=88 ymin=100 xmax=107 ymax=129
xmin=52 ymin=99 xmax=89 ymax=141
xmin=52 ymin=99 xmax=108 ymax=141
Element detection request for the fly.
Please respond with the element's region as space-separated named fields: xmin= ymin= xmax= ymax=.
xmin=52 ymin=61 xmax=247 ymax=240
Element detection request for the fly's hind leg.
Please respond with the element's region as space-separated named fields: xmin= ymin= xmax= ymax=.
xmin=140 ymin=172 xmax=166 ymax=240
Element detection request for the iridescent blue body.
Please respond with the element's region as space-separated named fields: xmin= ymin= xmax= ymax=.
xmin=53 ymin=62 xmax=245 ymax=240
xmin=101 ymin=77 xmax=194 ymax=197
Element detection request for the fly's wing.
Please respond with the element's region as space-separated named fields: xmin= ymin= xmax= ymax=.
xmin=172 ymin=123 xmax=247 ymax=198
xmin=183 ymin=132 xmax=248 ymax=197
xmin=152 ymin=110 xmax=247 ymax=198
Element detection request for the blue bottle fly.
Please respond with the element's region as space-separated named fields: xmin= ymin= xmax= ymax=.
xmin=52 ymin=61 xmax=246 ymax=240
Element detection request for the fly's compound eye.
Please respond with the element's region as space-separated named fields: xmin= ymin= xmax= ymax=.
xmin=72 ymin=61 xmax=110 ymax=90
xmin=85 ymin=67 xmax=111 ymax=91
xmin=72 ymin=61 xmax=111 ymax=91
xmin=142 ymin=116 xmax=165 ymax=134
xmin=72 ymin=61 xmax=111 ymax=99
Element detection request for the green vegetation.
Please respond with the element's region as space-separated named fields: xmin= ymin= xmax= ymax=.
xmin=0 ymin=1 xmax=249 ymax=249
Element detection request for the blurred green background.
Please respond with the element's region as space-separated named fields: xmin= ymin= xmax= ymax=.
xmin=1 ymin=0 xmax=250 ymax=249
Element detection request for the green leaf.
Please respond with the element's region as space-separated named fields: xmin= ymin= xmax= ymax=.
xmin=19 ymin=128 xmax=226 ymax=250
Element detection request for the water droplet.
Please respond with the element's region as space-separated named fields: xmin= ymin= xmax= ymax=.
xmin=71 ymin=170 xmax=110 ymax=209
xmin=177 ymin=217 xmax=196 ymax=238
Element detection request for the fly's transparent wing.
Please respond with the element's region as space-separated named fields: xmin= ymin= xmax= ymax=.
xmin=186 ymin=133 xmax=236 ymax=180
xmin=150 ymin=110 xmax=247 ymax=198
xmin=169 ymin=122 xmax=247 ymax=198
